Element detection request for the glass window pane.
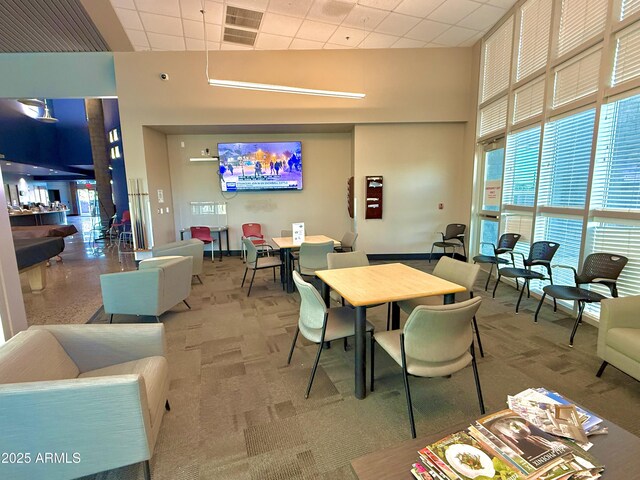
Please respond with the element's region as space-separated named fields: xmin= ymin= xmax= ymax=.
xmin=482 ymin=147 xmax=504 ymax=212
xmin=503 ymin=126 xmax=541 ymax=207
xmin=480 ymin=219 xmax=500 ymax=255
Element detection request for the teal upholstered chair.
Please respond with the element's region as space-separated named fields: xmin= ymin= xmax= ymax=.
xmin=372 ymin=297 xmax=484 ymax=438
xmin=100 ymin=256 xmax=193 ymax=323
xmin=398 ymin=256 xmax=484 ymax=357
xmin=0 ymin=324 xmax=169 ymax=480
xmin=297 ymin=240 xmax=335 ymax=276
xmin=288 ymin=271 xmax=374 ymax=398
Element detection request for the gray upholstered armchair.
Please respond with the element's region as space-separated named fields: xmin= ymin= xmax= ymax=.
xmin=0 ymin=324 xmax=169 ymax=480
xmin=100 ymin=256 xmax=193 ymax=323
xmin=596 ymin=295 xmax=640 ymax=381
xmin=152 ymin=239 xmax=205 ymax=283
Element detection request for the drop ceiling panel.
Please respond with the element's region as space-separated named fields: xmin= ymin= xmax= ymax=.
xmin=261 ymin=13 xmax=304 ymax=37
xmin=375 ymin=13 xmax=421 ymax=36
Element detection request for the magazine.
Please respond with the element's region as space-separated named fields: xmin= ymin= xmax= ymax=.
xmin=531 ymin=388 xmax=605 ymax=435
xmin=422 ymin=430 xmax=523 ymax=480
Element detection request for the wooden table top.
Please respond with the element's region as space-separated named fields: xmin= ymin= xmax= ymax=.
xmin=271 ymin=235 xmax=339 ymax=249
xmin=351 ymin=416 xmax=640 ymax=480
xmin=315 ymin=263 xmax=466 ymax=307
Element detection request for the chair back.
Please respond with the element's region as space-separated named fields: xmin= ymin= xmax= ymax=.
xmin=298 ymin=241 xmax=335 ymax=272
xmin=444 ymin=223 xmax=466 ymax=241
xmin=496 ymin=233 xmax=521 ymax=254
xmin=190 ymin=226 xmax=212 ymax=242
xmin=242 ymin=238 xmax=259 ymax=267
xmin=242 ymin=223 xmax=264 ymax=239
xmin=433 ymin=256 xmax=480 ymax=293
xmin=340 ymin=231 xmax=358 ymax=250
xmin=576 ymin=253 xmax=628 ymax=295
xmin=121 ymin=210 xmax=131 ymax=223
xmin=292 ymin=271 xmax=327 ymax=329
xmin=327 ymin=250 xmax=369 ymax=270
xmin=525 ymin=241 xmax=560 ymax=271
xmin=403 ymin=297 xmax=482 ymax=363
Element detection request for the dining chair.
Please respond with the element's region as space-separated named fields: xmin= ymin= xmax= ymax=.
xmin=398 ymin=256 xmax=484 ymax=357
xmin=241 ymin=238 xmax=283 ymax=296
xmin=288 ymin=271 xmax=375 ymax=398
xmin=371 ymin=296 xmax=484 ymax=438
xmin=473 ymin=233 xmax=521 ymax=291
xmin=429 ymin=223 xmax=466 ymax=263
xmin=190 ymin=226 xmax=216 ymax=262
xmin=297 ymin=241 xmax=335 ymax=277
xmin=242 ymin=223 xmax=273 ymax=258
xmin=335 ymin=231 xmax=358 ymax=252
xmin=534 ymin=253 xmax=628 ymax=346
xmin=493 ymin=241 xmax=560 ymax=313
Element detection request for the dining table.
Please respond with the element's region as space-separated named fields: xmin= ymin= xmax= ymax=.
xmin=271 ymin=234 xmax=340 ymax=293
xmin=315 ymin=263 xmax=466 ymax=400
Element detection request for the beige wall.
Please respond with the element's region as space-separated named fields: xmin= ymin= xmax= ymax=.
xmin=167 ymin=133 xmax=352 ymax=248
xmin=354 ymin=123 xmax=470 ymax=254
xmin=143 ymin=127 xmax=176 ymax=245
xmin=113 ymin=47 xmax=477 ymax=252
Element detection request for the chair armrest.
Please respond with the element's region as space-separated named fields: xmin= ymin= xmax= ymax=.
xmin=100 ymin=270 xmax=161 ymax=317
xmin=30 ymin=324 xmax=166 ymax=373
xmin=0 ymin=375 xmax=152 ymax=480
xmin=551 ymin=264 xmax=578 ymax=279
xmin=600 ymin=296 xmax=640 ymax=331
xmin=479 ymin=242 xmax=496 ymax=247
xmin=139 ymin=256 xmax=183 ymax=269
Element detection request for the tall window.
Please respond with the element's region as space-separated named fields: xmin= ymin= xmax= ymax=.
xmin=557 ymin=0 xmax=607 ymax=57
xmin=538 ymin=109 xmax=595 ymax=207
xmin=516 ymin=0 xmax=553 ymax=81
xmin=503 ymin=126 xmax=541 ymax=207
xmin=482 ymin=18 xmax=514 ymax=103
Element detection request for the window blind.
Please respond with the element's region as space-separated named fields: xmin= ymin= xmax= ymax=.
xmin=479 ymin=96 xmax=508 ymax=137
xmin=621 ymin=0 xmax=640 ymax=20
xmin=513 ymin=76 xmax=546 ymax=124
xmin=552 ymin=48 xmax=602 ymax=108
xmin=503 ymin=126 xmax=541 ymax=207
xmin=592 ymin=93 xmax=640 ymax=211
xmin=585 ymin=221 xmax=640 ymax=316
xmin=557 ymin=0 xmax=607 ymax=57
xmin=612 ymin=22 xmax=640 ymax=87
xmin=516 ymin=0 xmax=553 ymax=81
xmin=532 ymin=215 xmax=584 ymax=292
xmin=502 ymin=213 xmax=534 ymax=263
xmin=482 ymin=18 xmax=514 ymax=103
xmin=538 ymin=108 xmax=595 ymax=207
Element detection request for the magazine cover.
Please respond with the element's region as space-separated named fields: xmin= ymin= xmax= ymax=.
xmin=477 ymin=410 xmax=571 ymax=471
xmin=424 ymin=430 xmax=523 ymax=480
xmin=532 ymin=388 xmax=605 ymax=434
xmin=468 ymin=424 xmax=534 ymax=475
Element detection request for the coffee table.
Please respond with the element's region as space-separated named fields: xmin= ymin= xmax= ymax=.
xmin=271 ymin=235 xmax=340 ymax=293
xmin=351 ymin=413 xmax=640 ymax=479
xmin=315 ymin=263 xmax=466 ymax=399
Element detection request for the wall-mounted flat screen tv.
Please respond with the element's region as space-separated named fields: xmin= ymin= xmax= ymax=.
xmin=217 ymin=141 xmax=302 ymax=192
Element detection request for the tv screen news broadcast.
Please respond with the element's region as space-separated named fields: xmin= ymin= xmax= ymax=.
xmin=217 ymin=141 xmax=302 ymax=192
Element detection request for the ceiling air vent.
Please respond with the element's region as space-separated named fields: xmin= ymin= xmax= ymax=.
xmin=223 ymin=27 xmax=258 ymax=46
xmin=225 ymin=6 xmax=263 ymax=30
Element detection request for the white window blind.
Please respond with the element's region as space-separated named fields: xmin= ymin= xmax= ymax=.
xmin=479 ymin=97 xmax=508 ymax=137
xmin=516 ymin=0 xmax=553 ymax=81
xmin=585 ymin=221 xmax=640 ymax=316
xmin=557 ymin=0 xmax=607 ymax=57
xmin=552 ymin=48 xmax=602 ymax=108
xmin=532 ymin=215 xmax=584 ymax=292
xmin=592 ymin=93 xmax=640 ymax=211
xmin=538 ymin=108 xmax=595 ymax=207
xmin=502 ymin=213 xmax=534 ymax=261
xmin=503 ymin=126 xmax=541 ymax=207
xmin=482 ymin=18 xmax=514 ymax=103
xmin=621 ymin=0 xmax=640 ymax=20
xmin=612 ymin=22 xmax=640 ymax=87
xmin=513 ymin=76 xmax=546 ymax=124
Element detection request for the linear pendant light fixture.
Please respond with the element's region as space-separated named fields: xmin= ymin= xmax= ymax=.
xmin=201 ymin=3 xmax=365 ymax=99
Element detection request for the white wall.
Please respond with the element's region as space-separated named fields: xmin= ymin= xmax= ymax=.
xmin=167 ymin=132 xmax=352 ymax=249
xmin=354 ymin=123 xmax=471 ymax=254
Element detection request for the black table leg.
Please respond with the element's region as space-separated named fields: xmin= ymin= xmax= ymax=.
xmin=217 ymin=231 xmax=223 ymax=262
xmin=444 ymin=293 xmax=455 ymax=304
xmin=355 ymin=306 xmax=367 ymax=400
xmin=391 ymin=302 xmax=400 ymax=330
xmin=285 ymin=248 xmax=294 ymax=293
xmin=225 ymin=229 xmax=230 ymax=256
xmin=321 ymin=281 xmax=330 ymax=307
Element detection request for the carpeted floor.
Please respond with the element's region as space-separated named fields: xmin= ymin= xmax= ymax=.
xmin=83 ymin=256 xmax=640 ymax=480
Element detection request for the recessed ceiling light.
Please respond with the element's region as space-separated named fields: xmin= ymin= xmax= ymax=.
xmin=5 ymin=162 xmax=11 ymax=166
xmin=33 ymin=166 xmax=38 ymax=169
xmin=49 ymin=169 xmax=53 ymax=171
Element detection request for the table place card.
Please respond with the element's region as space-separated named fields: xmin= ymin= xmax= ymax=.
xmin=292 ymin=222 xmax=305 ymax=246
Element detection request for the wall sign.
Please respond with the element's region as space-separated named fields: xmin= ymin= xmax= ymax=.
xmin=365 ymin=176 xmax=383 ymax=219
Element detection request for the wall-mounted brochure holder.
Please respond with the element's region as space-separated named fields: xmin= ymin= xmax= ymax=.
xmin=365 ymin=176 xmax=383 ymax=219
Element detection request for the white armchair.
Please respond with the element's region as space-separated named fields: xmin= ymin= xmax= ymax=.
xmin=596 ymin=295 xmax=640 ymax=381
xmin=0 ymin=324 xmax=169 ymax=480
xmin=100 ymin=255 xmax=193 ymax=323
xmin=152 ymin=239 xmax=205 ymax=283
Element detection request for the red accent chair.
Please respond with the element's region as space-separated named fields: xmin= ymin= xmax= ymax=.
xmin=190 ymin=226 xmax=216 ymax=262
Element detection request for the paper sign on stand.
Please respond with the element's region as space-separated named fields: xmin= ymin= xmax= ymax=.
xmin=292 ymin=222 xmax=305 ymax=246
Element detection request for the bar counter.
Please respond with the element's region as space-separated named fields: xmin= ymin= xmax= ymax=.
xmin=8 ymin=209 xmax=69 ymax=226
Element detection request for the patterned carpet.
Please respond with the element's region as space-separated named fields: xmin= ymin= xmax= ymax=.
xmin=83 ymin=257 xmax=640 ymax=480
